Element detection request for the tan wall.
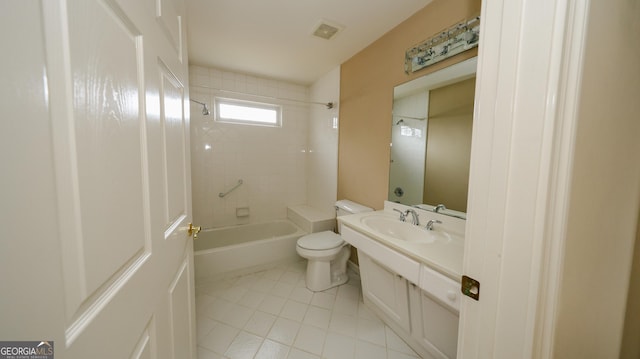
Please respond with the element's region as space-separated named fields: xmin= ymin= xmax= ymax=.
xmin=338 ymin=0 xmax=481 ymax=211
xmin=551 ymin=0 xmax=640 ymax=356
xmin=424 ymin=77 xmax=475 ymax=212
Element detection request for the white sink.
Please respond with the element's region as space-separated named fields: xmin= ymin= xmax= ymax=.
xmin=360 ymin=214 xmax=450 ymax=244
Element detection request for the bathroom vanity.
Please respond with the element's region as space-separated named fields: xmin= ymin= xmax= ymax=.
xmin=338 ymin=202 xmax=465 ymax=359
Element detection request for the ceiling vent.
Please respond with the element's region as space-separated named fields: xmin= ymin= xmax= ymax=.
xmin=312 ymin=20 xmax=343 ymax=40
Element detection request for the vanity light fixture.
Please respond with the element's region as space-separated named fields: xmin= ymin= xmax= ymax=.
xmin=405 ymin=15 xmax=480 ymax=74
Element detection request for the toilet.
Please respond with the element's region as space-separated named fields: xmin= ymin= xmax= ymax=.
xmin=296 ymin=200 xmax=373 ymax=292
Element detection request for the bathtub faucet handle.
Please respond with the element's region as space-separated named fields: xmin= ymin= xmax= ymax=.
xmin=188 ymin=223 xmax=202 ymax=239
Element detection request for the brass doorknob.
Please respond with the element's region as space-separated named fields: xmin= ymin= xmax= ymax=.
xmin=188 ymin=223 xmax=201 ymax=239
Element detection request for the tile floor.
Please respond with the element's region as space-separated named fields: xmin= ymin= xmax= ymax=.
xmin=196 ymin=260 xmax=421 ymax=359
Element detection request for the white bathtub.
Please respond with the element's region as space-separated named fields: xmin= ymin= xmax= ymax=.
xmin=194 ymin=220 xmax=307 ymax=280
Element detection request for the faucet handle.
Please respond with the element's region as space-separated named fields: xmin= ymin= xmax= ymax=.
xmin=425 ymin=219 xmax=443 ymax=230
xmin=393 ymin=208 xmax=406 ymax=222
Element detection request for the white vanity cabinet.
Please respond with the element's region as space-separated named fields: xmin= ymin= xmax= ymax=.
xmin=410 ymin=288 xmax=460 ymax=358
xmin=341 ymin=225 xmax=460 ymax=359
xmin=359 ymin=252 xmax=411 ymax=332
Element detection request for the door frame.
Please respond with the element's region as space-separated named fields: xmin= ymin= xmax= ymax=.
xmin=458 ymin=0 xmax=590 ymax=357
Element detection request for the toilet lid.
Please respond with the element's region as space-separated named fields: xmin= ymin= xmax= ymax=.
xmin=297 ymin=231 xmax=344 ymax=250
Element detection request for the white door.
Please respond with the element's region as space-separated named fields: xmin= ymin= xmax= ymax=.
xmin=0 ymin=1 xmax=196 ymax=358
xmin=458 ymin=0 xmax=639 ymax=358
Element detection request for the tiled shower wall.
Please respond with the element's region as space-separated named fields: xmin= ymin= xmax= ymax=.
xmin=190 ymin=66 xmax=310 ymax=228
xmin=307 ymin=67 xmax=340 ymax=215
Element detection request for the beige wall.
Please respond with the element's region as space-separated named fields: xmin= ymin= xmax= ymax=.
xmin=338 ymin=0 xmax=481 ymax=210
xmin=551 ymin=0 xmax=640 ymax=356
xmin=424 ymin=77 xmax=475 ymax=212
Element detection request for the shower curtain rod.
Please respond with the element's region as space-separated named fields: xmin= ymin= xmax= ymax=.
xmin=392 ymin=114 xmax=427 ymax=120
xmin=191 ymin=84 xmax=334 ymax=109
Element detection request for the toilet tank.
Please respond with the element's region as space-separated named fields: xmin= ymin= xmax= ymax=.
xmin=335 ymin=200 xmax=373 ymax=232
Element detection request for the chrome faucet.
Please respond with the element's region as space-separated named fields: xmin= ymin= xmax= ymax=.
xmin=404 ymin=209 xmax=420 ymax=225
xmin=393 ymin=208 xmax=406 ymax=222
xmin=425 ymin=219 xmax=442 ymax=230
xmin=433 ymin=204 xmax=446 ymax=213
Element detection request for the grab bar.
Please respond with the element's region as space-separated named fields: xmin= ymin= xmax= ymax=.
xmin=219 ymin=179 xmax=243 ymax=198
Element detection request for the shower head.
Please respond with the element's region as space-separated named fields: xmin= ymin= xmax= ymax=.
xmin=190 ymin=99 xmax=210 ymax=116
xmin=201 ymin=104 xmax=210 ymax=116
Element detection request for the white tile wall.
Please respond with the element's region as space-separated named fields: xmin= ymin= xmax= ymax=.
xmin=190 ymin=65 xmax=341 ymax=228
xmin=190 ymin=66 xmax=312 ymax=228
xmin=308 ymin=67 xmax=340 ymax=216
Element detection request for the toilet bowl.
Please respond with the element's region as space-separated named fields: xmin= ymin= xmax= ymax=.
xmin=296 ymin=200 xmax=373 ymax=292
xmin=296 ymin=231 xmax=351 ymax=292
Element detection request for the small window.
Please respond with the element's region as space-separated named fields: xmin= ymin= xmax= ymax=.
xmin=214 ymin=97 xmax=281 ymax=127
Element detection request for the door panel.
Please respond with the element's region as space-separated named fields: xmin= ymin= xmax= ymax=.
xmin=57 ymin=0 xmax=151 ymax=330
xmin=0 ymin=0 xmax=195 ymax=357
xmin=129 ymin=319 xmax=156 ymax=359
xmin=168 ymin=255 xmax=194 ymax=359
xmin=159 ymin=61 xmax=188 ymax=233
xmin=69 ymin=0 xmax=148 ymax=300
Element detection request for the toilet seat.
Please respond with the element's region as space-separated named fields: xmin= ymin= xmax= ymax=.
xmin=297 ymin=231 xmax=343 ymax=250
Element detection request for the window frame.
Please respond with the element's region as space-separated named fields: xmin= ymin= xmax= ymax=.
xmin=213 ymin=97 xmax=282 ymax=127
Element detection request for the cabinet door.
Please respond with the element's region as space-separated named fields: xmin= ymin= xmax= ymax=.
xmin=411 ymin=285 xmax=459 ymax=359
xmin=360 ymin=253 xmax=411 ymax=332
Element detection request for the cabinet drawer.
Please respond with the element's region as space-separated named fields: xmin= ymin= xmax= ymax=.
xmin=342 ymin=225 xmax=420 ymax=283
xmin=419 ymin=265 xmax=460 ymax=313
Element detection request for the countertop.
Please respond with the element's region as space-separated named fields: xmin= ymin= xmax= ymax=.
xmin=339 ymin=210 xmax=465 ymax=281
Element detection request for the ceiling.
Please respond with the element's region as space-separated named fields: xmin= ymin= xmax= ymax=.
xmin=185 ymin=0 xmax=433 ymax=85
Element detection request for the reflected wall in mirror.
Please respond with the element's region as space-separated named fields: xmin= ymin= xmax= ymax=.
xmin=389 ymin=57 xmax=477 ymax=217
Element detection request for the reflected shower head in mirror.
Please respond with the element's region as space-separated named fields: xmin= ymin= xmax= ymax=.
xmin=389 ymin=56 xmax=478 ymax=216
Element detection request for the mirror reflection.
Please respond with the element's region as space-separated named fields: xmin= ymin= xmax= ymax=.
xmin=389 ymin=57 xmax=477 ymax=218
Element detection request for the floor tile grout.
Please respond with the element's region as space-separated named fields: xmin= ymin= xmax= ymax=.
xmin=196 ymin=260 xmax=420 ymax=359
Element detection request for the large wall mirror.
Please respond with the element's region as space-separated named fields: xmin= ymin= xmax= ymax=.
xmin=389 ymin=57 xmax=477 ymax=219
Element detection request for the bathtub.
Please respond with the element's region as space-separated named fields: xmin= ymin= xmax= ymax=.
xmin=194 ymin=220 xmax=307 ymax=280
